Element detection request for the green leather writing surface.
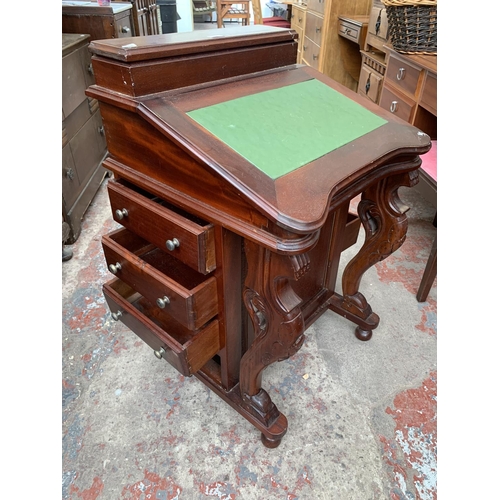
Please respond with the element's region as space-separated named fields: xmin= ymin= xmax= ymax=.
xmin=187 ymin=79 xmax=387 ymax=179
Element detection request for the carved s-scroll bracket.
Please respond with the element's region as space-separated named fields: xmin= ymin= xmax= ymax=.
xmin=240 ymin=240 xmax=310 ymax=427
xmin=329 ymin=169 xmax=419 ymax=341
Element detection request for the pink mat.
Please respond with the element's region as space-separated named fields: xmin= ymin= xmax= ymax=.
xmin=421 ymin=140 xmax=437 ymax=181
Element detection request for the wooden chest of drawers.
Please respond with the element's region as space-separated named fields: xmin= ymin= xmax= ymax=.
xmin=62 ymin=33 xmax=108 ymax=243
xmin=379 ymin=48 xmax=437 ymax=139
xmin=62 ymin=1 xmax=135 ymax=41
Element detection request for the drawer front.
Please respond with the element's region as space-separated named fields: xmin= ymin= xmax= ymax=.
xmin=305 ymin=12 xmax=323 ymax=47
xmin=290 ymin=6 xmax=306 ymax=30
xmin=338 ymin=20 xmax=361 ymax=44
xmin=103 ymin=278 xmax=221 ymax=376
xmin=114 ymin=13 xmax=133 ymax=38
xmin=108 ymin=180 xmax=216 ymax=275
xmin=102 ymin=228 xmax=218 ymax=330
xmin=358 ymin=66 xmax=383 ymax=103
xmin=385 ymin=54 xmax=421 ymax=98
xmin=62 ymin=142 xmax=80 ymax=208
xmin=379 ymin=85 xmax=415 ymax=123
xmin=302 ymin=37 xmax=321 ymax=70
xmin=307 ymin=0 xmax=325 ymax=16
xmin=62 ymin=45 xmax=88 ymax=118
xmin=421 ymin=72 xmax=437 ymax=115
xmin=368 ymin=6 xmax=389 ymax=40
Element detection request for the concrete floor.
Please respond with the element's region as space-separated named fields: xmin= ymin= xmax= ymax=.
xmin=62 ymin=161 xmax=437 ymax=499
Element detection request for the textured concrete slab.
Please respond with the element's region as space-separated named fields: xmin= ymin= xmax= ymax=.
xmin=62 ymin=177 xmax=437 ymax=500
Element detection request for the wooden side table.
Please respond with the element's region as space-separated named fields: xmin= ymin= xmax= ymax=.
xmin=87 ymin=26 xmax=431 ymax=447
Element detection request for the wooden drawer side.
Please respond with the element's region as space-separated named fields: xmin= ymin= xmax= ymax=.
xmin=420 ymin=72 xmax=437 ymax=116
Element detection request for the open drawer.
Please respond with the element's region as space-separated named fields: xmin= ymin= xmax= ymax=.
xmin=103 ymin=278 xmax=221 ymax=376
xmin=102 ymin=227 xmax=218 ymax=330
xmin=108 ymin=179 xmax=216 ymax=274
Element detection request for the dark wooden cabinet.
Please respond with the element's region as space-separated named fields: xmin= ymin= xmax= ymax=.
xmin=62 ymin=34 xmax=108 ymax=243
xmin=87 ymin=26 xmax=431 ymax=447
xmin=62 ymin=2 xmax=135 ymax=41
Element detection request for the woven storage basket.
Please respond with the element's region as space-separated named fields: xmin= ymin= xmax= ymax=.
xmin=382 ymin=0 xmax=437 ymax=55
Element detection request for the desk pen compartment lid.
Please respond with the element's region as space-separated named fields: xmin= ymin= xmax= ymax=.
xmin=87 ymin=26 xmax=298 ymax=96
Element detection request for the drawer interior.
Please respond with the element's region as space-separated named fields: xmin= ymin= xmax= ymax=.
xmin=107 ymin=228 xmax=211 ymax=291
xmin=117 ymin=178 xmax=211 ymax=228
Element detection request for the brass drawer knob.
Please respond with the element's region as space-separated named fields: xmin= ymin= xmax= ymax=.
xmin=397 ymin=67 xmax=406 ymax=81
xmin=156 ymin=296 xmax=170 ymax=308
xmin=111 ymin=310 xmax=122 ymax=321
xmin=108 ymin=262 xmax=122 ymax=274
xmin=166 ymin=238 xmax=180 ymax=251
xmin=390 ymin=101 xmax=399 ymax=113
xmin=154 ymin=347 xmax=165 ymax=359
xmin=115 ymin=208 xmax=129 ymax=220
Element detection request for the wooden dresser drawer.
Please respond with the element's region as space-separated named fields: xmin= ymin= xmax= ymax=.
xmin=367 ymin=5 xmax=388 ymax=39
xmin=358 ymin=65 xmax=384 ymax=103
xmin=102 ymin=228 xmax=218 ymax=331
xmin=302 ymin=37 xmax=321 ymax=69
xmin=290 ymin=6 xmax=306 ymax=30
xmin=420 ymin=72 xmax=437 ymax=115
xmin=307 ymin=0 xmax=325 ymax=16
xmin=338 ymin=19 xmax=361 ymax=44
xmin=104 ymin=278 xmax=220 ymax=376
xmin=305 ymin=11 xmax=323 ymax=47
xmin=385 ymin=54 xmax=421 ymax=98
xmin=108 ymin=180 xmax=216 ymax=275
xmin=379 ymin=85 xmax=415 ymax=123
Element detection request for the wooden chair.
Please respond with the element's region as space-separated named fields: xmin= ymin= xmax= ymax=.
xmin=252 ymin=0 xmax=291 ymax=27
xmin=217 ymin=0 xmax=251 ymax=28
xmin=193 ymin=0 xmax=217 ymax=22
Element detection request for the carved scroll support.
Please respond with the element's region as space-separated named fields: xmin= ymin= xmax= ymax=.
xmin=329 ymin=170 xmax=419 ymax=341
xmin=240 ymin=240 xmax=310 ymax=447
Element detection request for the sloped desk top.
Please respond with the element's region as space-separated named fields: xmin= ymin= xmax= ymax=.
xmin=88 ymin=30 xmax=430 ymax=233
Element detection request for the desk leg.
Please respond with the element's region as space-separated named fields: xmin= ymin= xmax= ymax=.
xmin=329 ymin=170 xmax=418 ymax=340
xmin=240 ymin=240 xmax=309 ymax=447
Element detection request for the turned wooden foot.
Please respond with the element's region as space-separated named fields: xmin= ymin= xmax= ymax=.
xmin=355 ymin=326 xmax=372 ymax=341
xmin=261 ymin=433 xmax=282 ymax=448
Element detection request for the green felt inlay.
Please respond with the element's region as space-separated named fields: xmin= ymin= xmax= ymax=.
xmin=187 ymin=79 xmax=387 ymax=180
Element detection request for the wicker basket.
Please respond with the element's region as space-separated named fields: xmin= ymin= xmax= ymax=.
xmin=382 ymin=0 xmax=437 ymax=55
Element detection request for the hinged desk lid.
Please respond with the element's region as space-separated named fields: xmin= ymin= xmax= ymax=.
xmin=88 ymin=25 xmax=297 ymax=62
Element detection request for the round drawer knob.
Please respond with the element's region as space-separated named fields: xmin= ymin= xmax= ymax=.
xmin=154 ymin=347 xmax=165 ymax=359
xmin=156 ymin=296 xmax=170 ymax=308
xmin=111 ymin=310 xmax=122 ymax=321
xmin=108 ymin=262 xmax=122 ymax=274
xmin=115 ymin=208 xmax=129 ymax=220
xmin=165 ymin=238 xmax=180 ymax=251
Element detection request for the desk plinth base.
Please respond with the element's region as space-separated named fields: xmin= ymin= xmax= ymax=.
xmin=195 ymin=368 xmax=288 ymax=448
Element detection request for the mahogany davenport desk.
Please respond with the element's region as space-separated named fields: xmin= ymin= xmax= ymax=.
xmin=87 ymin=26 xmax=430 ymax=448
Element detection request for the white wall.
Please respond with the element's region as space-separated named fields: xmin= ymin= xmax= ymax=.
xmin=176 ymin=0 xmax=194 ymax=32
